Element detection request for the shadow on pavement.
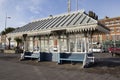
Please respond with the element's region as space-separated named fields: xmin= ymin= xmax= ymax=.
xmin=92 ymin=57 xmax=120 ymax=67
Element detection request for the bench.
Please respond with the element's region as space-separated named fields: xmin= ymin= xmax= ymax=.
xmin=58 ymin=52 xmax=94 ymax=68
xmin=20 ymin=51 xmax=40 ymax=61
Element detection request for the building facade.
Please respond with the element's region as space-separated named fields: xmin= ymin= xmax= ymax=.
xmin=100 ymin=17 xmax=120 ymax=41
xmin=89 ymin=16 xmax=120 ymax=51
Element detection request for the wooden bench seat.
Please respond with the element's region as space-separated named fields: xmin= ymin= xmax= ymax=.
xmin=20 ymin=51 xmax=40 ymax=61
xmin=58 ymin=53 xmax=85 ymax=63
xmin=58 ymin=52 xmax=94 ymax=68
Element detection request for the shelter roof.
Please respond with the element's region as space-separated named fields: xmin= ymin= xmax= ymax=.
xmin=9 ymin=10 xmax=110 ymax=36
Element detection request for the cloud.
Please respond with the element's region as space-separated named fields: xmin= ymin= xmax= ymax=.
xmin=0 ymin=0 xmax=46 ymax=32
xmin=15 ymin=5 xmax=23 ymax=12
xmin=29 ymin=6 xmax=41 ymax=14
xmin=0 ymin=0 xmax=6 ymax=7
xmin=15 ymin=0 xmax=44 ymax=14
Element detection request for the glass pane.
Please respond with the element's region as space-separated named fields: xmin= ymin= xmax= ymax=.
xmin=28 ymin=39 xmax=33 ymax=51
xmin=77 ymin=38 xmax=81 ymax=52
xmin=61 ymin=39 xmax=67 ymax=52
xmin=44 ymin=40 xmax=48 ymax=52
xmin=69 ymin=38 xmax=75 ymax=52
xmin=41 ymin=40 xmax=44 ymax=52
xmin=49 ymin=39 xmax=54 ymax=52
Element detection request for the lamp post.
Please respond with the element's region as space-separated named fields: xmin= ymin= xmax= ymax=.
xmin=114 ymin=34 xmax=116 ymax=47
xmin=76 ymin=0 xmax=78 ymax=11
xmin=4 ymin=13 xmax=11 ymax=49
xmin=68 ymin=0 xmax=71 ymax=13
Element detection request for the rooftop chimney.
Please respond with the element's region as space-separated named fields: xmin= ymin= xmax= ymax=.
xmin=49 ymin=15 xmax=53 ymax=18
xmin=105 ymin=16 xmax=109 ymax=19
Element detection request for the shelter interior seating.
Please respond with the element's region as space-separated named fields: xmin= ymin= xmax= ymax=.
xmin=58 ymin=52 xmax=94 ymax=67
xmin=20 ymin=51 xmax=40 ymax=61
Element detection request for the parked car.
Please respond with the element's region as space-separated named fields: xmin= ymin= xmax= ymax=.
xmin=89 ymin=42 xmax=104 ymax=53
xmin=108 ymin=47 xmax=120 ymax=55
xmin=89 ymin=48 xmax=104 ymax=53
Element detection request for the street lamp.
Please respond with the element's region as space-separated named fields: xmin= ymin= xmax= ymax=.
xmin=4 ymin=13 xmax=11 ymax=49
xmin=113 ymin=32 xmax=116 ymax=48
xmin=76 ymin=0 xmax=78 ymax=11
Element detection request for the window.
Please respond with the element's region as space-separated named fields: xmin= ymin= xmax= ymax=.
xmin=41 ymin=37 xmax=49 ymax=52
xmin=106 ymin=34 xmax=109 ymax=40
xmin=41 ymin=39 xmax=44 ymax=52
xmin=77 ymin=34 xmax=84 ymax=52
xmin=44 ymin=40 xmax=48 ymax=52
xmin=116 ymin=35 xmax=120 ymax=40
xmin=69 ymin=34 xmax=86 ymax=52
xmin=60 ymin=38 xmax=67 ymax=52
xmin=49 ymin=37 xmax=54 ymax=52
xmin=110 ymin=28 xmax=114 ymax=32
xmin=77 ymin=38 xmax=82 ymax=52
xmin=110 ymin=21 xmax=114 ymax=24
xmin=92 ymin=36 xmax=97 ymax=42
xmin=69 ymin=35 xmax=75 ymax=52
xmin=112 ymin=35 xmax=116 ymax=40
xmin=116 ymin=27 xmax=120 ymax=32
xmin=105 ymin=22 xmax=109 ymax=25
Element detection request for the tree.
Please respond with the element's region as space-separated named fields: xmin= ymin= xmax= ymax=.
xmin=1 ymin=27 xmax=15 ymax=35
xmin=5 ymin=27 xmax=15 ymax=34
xmin=14 ymin=37 xmax=22 ymax=48
xmin=1 ymin=27 xmax=15 ymax=49
xmin=1 ymin=31 xmax=6 ymax=35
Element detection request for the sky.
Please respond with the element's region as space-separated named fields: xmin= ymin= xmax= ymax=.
xmin=0 ymin=0 xmax=120 ymax=32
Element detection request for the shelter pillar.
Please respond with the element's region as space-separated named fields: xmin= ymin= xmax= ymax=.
xmin=75 ymin=34 xmax=77 ymax=52
xmin=58 ymin=35 xmax=61 ymax=53
xmin=81 ymin=34 xmax=85 ymax=52
xmin=32 ymin=36 xmax=35 ymax=51
xmin=84 ymin=37 xmax=87 ymax=53
xmin=23 ymin=34 xmax=28 ymax=51
xmin=47 ymin=35 xmax=50 ymax=52
xmin=90 ymin=32 xmax=93 ymax=52
xmin=29 ymin=37 xmax=33 ymax=51
xmin=81 ymin=40 xmax=83 ymax=52
xmin=66 ymin=34 xmax=70 ymax=52
xmin=84 ymin=33 xmax=88 ymax=53
xmin=38 ymin=36 xmax=41 ymax=52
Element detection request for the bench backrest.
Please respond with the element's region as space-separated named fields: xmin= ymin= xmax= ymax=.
xmin=60 ymin=53 xmax=85 ymax=60
xmin=24 ymin=51 xmax=33 ymax=56
xmin=31 ymin=53 xmax=40 ymax=58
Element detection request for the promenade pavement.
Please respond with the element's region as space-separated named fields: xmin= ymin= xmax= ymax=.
xmin=0 ymin=53 xmax=120 ymax=80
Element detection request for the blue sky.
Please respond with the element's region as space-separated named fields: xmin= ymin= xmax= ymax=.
xmin=0 ymin=0 xmax=120 ymax=32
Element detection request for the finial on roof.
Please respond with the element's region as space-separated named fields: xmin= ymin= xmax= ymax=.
xmin=105 ymin=16 xmax=109 ymax=19
xmin=88 ymin=11 xmax=98 ymax=20
xmin=49 ymin=15 xmax=53 ymax=18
